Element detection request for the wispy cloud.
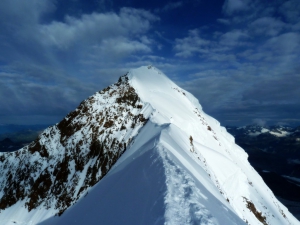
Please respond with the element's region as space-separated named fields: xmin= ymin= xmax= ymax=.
xmin=172 ymin=0 xmax=300 ymax=125
xmin=279 ymin=0 xmax=300 ymax=23
xmin=222 ymin=0 xmax=250 ymax=15
xmin=248 ymin=17 xmax=287 ymax=37
xmin=39 ymin=8 xmax=158 ymax=50
xmin=0 ymin=0 xmax=299 ymax=126
xmin=0 ymin=1 xmax=159 ymax=124
xmin=217 ymin=18 xmax=230 ymax=25
xmin=174 ymin=29 xmax=211 ymax=58
xmin=155 ymin=1 xmax=183 ymax=13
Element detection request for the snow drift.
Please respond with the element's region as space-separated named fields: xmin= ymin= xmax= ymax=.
xmin=0 ymin=66 xmax=299 ymax=225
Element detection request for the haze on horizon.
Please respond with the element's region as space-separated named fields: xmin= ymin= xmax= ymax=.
xmin=0 ymin=0 xmax=299 ymax=126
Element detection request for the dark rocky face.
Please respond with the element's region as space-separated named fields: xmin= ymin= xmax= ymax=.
xmin=0 ymin=74 xmax=148 ymax=216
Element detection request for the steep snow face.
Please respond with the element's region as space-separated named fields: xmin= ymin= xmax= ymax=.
xmin=0 ymin=66 xmax=299 ymax=225
xmin=124 ymin=66 xmax=299 ymax=225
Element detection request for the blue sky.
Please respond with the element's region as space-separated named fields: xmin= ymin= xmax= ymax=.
xmin=0 ymin=0 xmax=299 ymax=126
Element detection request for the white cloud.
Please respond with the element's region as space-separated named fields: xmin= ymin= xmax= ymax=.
xmin=219 ymin=30 xmax=249 ymax=46
xmin=0 ymin=3 xmax=160 ymax=124
xmin=279 ymin=0 xmax=300 ymax=23
xmin=171 ymin=0 xmax=300 ymax=126
xmin=174 ymin=28 xmax=250 ymax=59
xmin=264 ymin=32 xmax=300 ymax=53
xmin=217 ymin=18 xmax=230 ymax=25
xmin=39 ymin=8 xmax=158 ymax=51
xmin=174 ymin=29 xmax=211 ymax=58
xmin=249 ymin=17 xmax=286 ymax=36
xmin=222 ymin=0 xmax=250 ymax=15
xmin=93 ymin=38 xmax=151 ymax=57
xmin=155 ymin=1 xmax=183 ymax=13
xmin=252 ymin=118 xmax=267 ymax=126
xmin=260 ymin=32 xmax=300 ymax=67
xmin=0 ymin=0 xmax=55 ymax=25
xmin=237 ymin=32 xmax=300 ymax=71
xmin=1 ymin=0 xmax=299 ymax=126
xmin=209 ymin=53 xmax=237 ymax=62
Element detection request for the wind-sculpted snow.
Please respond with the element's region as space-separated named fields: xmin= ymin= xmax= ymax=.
xmin=160 ymin=145 xmax=237 ymax=225
xmin=0 ymin=74 xmax=150 ymax=224
xmin=0 ymin=66 xmax=299 ymax=225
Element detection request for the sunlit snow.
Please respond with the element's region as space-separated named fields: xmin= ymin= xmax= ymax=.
xmin=1 ymin=66 xmax=299 ymax=225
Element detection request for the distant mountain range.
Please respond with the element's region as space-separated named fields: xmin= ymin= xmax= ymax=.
xmin=227 ymin=125 xmax=300 ymax=138
xmin=226 ymin=125 xmax=300 ymax=219
xmin=0 ymin=124 xmax=50 ymax=144
xmin=0 ymin=138 xmax=24 ymax=152
xmin=0 ymin=125 xmax=50 ymax=152
xmin=226 ymin=125 xmax=300 ymax=173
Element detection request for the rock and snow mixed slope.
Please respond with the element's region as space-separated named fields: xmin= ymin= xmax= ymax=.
xmin=0 ymin=74 xmax=149 ymax=224
xmin=0 ymin=66 xmax=299 ymax=225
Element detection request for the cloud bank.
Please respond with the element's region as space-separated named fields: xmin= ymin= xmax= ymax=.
xmin=0 ymin=0 xmax=299 ymax=126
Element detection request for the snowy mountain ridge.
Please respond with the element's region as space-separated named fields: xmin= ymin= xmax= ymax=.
xmin=228 ymin=125 xmax=299 ymax=138
xmin=0 ymin=74 xmax=150 ymax=224
xmin=0 ymin=66 xmax=299 ymax=225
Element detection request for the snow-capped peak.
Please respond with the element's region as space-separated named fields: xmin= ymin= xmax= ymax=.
xmin=232 ymin=125 xmax=294 ymax=138
xmin=0 ymin=66 xmax=299 ymax=225
xmin=128 ymin=65 xmax=201 ymax=112
xmin=128 ymin=66 xmax=216 ymax=142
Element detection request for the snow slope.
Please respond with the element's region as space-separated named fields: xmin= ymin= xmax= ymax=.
xmin=1 ymin=66 xmax=299 ymax=225
xmin=40 ymin=121 xmax=245 ymax=225
xmin=41 ymin=66 xmax=298 ymax=225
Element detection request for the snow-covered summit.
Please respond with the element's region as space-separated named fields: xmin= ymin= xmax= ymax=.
xmin=128 ymin=66 xmax=239 ymax=160
xmin=129 ymin=65 xmax=202 ymax=110
xmin=0 ymin=66 xmax=299 ymax=225
xmin=129 ymin=66 xmax=202 ymax=120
